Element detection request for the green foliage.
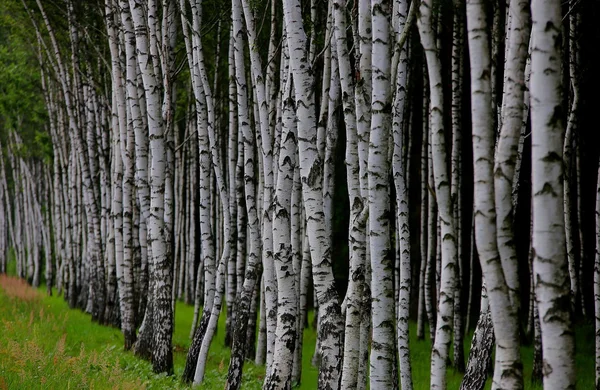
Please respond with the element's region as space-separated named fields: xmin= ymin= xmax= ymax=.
xmin=0 ymin=1 xmax=51 ymax=160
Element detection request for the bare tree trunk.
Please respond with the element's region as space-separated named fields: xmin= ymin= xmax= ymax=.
xmin=225 ymin=4 xmax=262 ymax=386
xmin=417 ymin=107 xmax=429 ymax=341
xmin=460 ymin=287 xmax=495 ymax=390
xmin=451 ymin=0 xmax=465 ymax=373
xmin=418 ymin=2 xmax=459 ymax=386
xmin=392 ymin=1 xmax=413 ymax=387
xmin=531 ymin=1 xmax=575 ymax=388
xmin=264 ymin=74 xmax=298 ymax=389
xmin=129 ymin=0 xmax=173 ymax=374
xmin=282 ymin=0 xmax=344 ymax=387
xmin=332 ymin=1 xmax=367 ymax=388
xmin=466 ymin=1 xmax=523 ymax=388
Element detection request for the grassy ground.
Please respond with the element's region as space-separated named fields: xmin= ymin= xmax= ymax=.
xmin=0 ymin=272 xmax=594 ymax=389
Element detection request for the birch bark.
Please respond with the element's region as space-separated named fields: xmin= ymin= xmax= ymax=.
xmin=466 ymin=1 xmax=523 ymax=388
xmin=392 ymin=1 xmax=412 ymax=387
xmin=331 ymin=1 xmax=367 ymax=388
xmin=129 ymin=0 xmax=173 ymax=374
xmin=494 ymin=0 xmax=531 ymax=317
xmin=282 ymin=0 xmax=344 ymax=387
xmin=264 ymin=77 xmax=298 ymax=389
xmin=417 ymin=1 xmax=458 ymax=387
xmin=225 ymin=3 xmax=263 ymax=386
xmin=531 ymin=1 xmax=575 ymax=388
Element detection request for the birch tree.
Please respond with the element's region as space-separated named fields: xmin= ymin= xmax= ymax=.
xmin=417 ymin=1 xmax=458 ymax=387
xmin=531 ymin=0 xmax=575 ymax=388
xmin=331 ymin=0 xmax=367 ymax=388
xmin=265 ymin=75 xmax=298 ymax=389
xmin=494 ymin=0 xmax=531 ymax=319
xmin=129 ymin=0 xmax=173 ymax=374
xmin=466 ymin=1 xmax=523 ymax=388
xmin=366 ymin=0 xmax=397 ymax=387
xmin=225 ymin=2 xmax=263 ymax=386
xmin=392 ymin=0 xmax=413 ymax=387
xmin=282 ymin=0 xmax=344 ymax=387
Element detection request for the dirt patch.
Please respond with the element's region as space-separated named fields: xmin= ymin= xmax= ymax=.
xmin=0 ymin=275 xmax=42 ymax=301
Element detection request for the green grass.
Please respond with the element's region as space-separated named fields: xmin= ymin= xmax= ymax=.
xmin=406 ymin=320 xmax=595 ymax=390
xmin=0 ymin=269 xmax=595 ymax=389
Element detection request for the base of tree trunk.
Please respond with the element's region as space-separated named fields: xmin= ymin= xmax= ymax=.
xmin=182 ymin=311 xmax=210 ymax=383
xmin=460 ymin=308 xmax=494 ymax=390
xmin=124 ymin=329 xmax=137 ymax=351
xmin=133 ymin=305 xmax=154 ymax=361
xmin=133 ymin=329 xmax=153 ymax=361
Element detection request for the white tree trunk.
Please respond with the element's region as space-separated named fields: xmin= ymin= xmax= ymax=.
xmin=466 ymin=1 xmax=523 ymax=388
xmin=460 ymin=286 xmax=495 ymax=390
xmin=265 ymin=77 xmax=298 ymax=388
xmin=392 ymin=0 xmax=412 ymax=387
xmin=494 ymin=0 xmax=531 ymax=316
xmin=531 ymin=1 xmax=575 ymax=388
xmin=129 ymin=0 xmax=173 ymax=374
xmin=368 ymin=2 xmax=396 ymax=388
xmin=332 ymin=1 xmax=367 ymax=388
xmin=282 ymin=0 xmax=344 ymax=387
xmin=225 ymin=3 xmax=262 ymax=386
xmin=238 ymin=0 xmax=278 ymax=372
xmin=417 ymin=2 xmax=458 ymax=387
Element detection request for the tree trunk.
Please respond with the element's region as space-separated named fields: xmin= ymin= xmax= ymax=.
xmin=332 ymin=1 xmax=367 ymax=388
xmin=531 ymin=0 xmax=575 ymax=388
xmin=417 ymin=2 xmax=458 ymax=387
xmin=392 ymin=0 xmax=413 ymax=387
xmin=460 ymin=289 xmax=495 ymax=390
xmin=129 ymin=0 xmax=173 ymax=374
xmin=466 ymin=1 xmax=523 ymax=388
xmin=594 ymin=157 xmax=600 ymax=389
xmin=264 ymin=76 xmax=298 ymax=389
xmin=450 ymin=0 xmax=465 ymax=373
xmin=225 ymin=3 xmax=263 ymax=386
xmin=282 ymin=0 xmax=344 ymax=387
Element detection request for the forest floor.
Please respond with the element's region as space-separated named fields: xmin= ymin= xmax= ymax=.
xmin=0 ymin=272 xmax=595 ymax=389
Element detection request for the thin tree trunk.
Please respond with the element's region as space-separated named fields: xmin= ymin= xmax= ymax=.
xmin=332 ymin=0 xmax=367 ymax=388
xmin=282 ymin=0 xmax=344 ymax=387
xmin=418 ymin=2 xmax=458 ymax=386
xmin=495 ymin=0 xmax=531 ymax=321
xmin=417 ymin=109 xmax=429 ymax=341
xmin=594 ymin=157 xmax=600 ymax=389
xmin=225 ymin=4 xmax=263 ymax=386
xmin=565 ymin=6 xmax=581 ymax=314
xmin=466 ymin=2 xmax=523 ymax=388
xmin=424 ymin=71 xmax=437 ymax=344
xmin=451 ymin=0 xmax=465 ymax=373
xmin=264 ymin=76 xmax=298 ymax=389
xmin=291 ymin=167 xmax=304 ymax=386
xmin=392 ymin=0 xmax=413 ymax=387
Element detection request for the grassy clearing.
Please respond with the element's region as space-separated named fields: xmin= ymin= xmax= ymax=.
xmin=0 ymin=272 xmax=595 ymax=389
